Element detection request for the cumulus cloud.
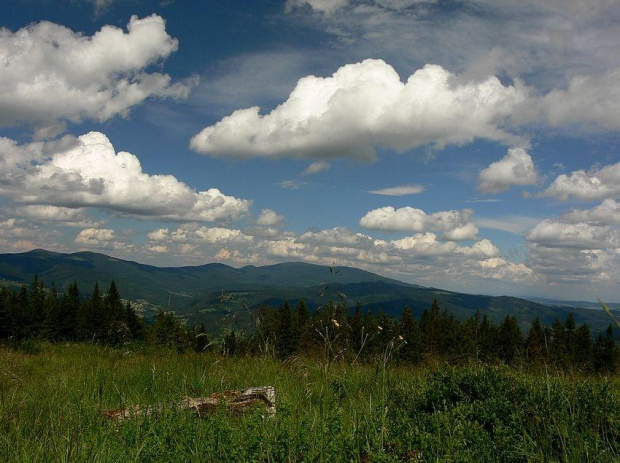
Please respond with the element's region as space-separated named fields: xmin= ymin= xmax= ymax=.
xmin=368 ymin=184 xmax=424 ymax=196
xmin=300 ymin=161 xmax=331 ymax=176
xmin=139 ymin=221 xmax=534 ymax=287
xmin=0 ymin=132 xmax=251 ymax=222
xmin=15 ymin=205 xmax=101 ymax=227
xmin=285 ymin=0 xmax=349 ymax=15
xmin=147 ymin=228 xmax=169 ymax=242
xmin=477 ymin=147 xmax=539 ymax=193
xmin=0 ymin=15 xmax=194 ymax=136
xmin=562 ymin=199 xmax=620 ymax=225
xmin=75 ymin=227 xmax=132 ymax=250
xmin=256 ymin=209 xmax=285 ymax=227
xmin=526 ymin=220 xmax=619 ymax=250
xmin=535 ymin=69 xmax=620 ymax=131
xmin=541 ymin=160 xmax=620 ymax=201
xmin=359 ymin=206 xmax=478 ymax=240
xmin=191 ymin=59 xmax=526 ymax=161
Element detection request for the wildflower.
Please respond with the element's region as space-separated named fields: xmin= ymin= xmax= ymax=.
xmin=377 ymin=325 xmax=383 ymax=331
xmin=332 ymin=319 xmax=340 ymax=328
xmin=398 ymin=335 xmax=404 ymax=341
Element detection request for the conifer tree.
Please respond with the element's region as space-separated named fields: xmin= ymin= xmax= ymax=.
xmin=526 ymin=317 xmax=546 ymax=363
xmin=594 ymin=325 xmax=618 ymax=374
xmin=150 ymin=310 xmax=189 ymax=352
xmin=191 ymin=323 xmax=210 ymax=352
xmin=460 ymin=314 xmax=479 ymax=360
xmin=276 ymin=302 xmax=295 ymax=359
xmin=294 ymin=300 xmax=311 ymax=352
xmin=498 ymin=315 xmax=523 ymax=364
xmin=350 ymin=303 xmax=364 ymax=354
xmin=573 ymin=323 xmax=592 ymax=370
xmin=0 ymin=286 xmax=11 ymax=339
xmin=28 ymin=276 xmax=46 ymax=337
xmin=42 ymin=283 xmax=61 ymax=340
xmin=550 ymin=318 xmax=568 ymax=369
xmin=399 ymin=306 xmax=422 ymax=364
xmin=565 ymin=313 xmax=576 ymax=366
xmin=124 ymin=301 xmax=145 ymax=341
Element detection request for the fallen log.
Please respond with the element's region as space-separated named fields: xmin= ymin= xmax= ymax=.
xmin=101 ymin=386 xmax=276 ymax=423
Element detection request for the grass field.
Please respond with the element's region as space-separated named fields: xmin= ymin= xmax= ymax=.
xmin=1 ymin=343 xmax=619 ymax=462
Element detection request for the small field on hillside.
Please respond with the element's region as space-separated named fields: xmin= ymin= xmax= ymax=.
xmin=1 ymin=344 xmax=619 ymax=462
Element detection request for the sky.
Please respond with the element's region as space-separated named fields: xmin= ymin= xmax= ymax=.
xmin=1 ymin=0 xmax=620 ymax=302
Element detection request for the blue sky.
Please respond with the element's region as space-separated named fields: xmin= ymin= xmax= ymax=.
xmin=1 ymin=0 xmax=620 ymax=301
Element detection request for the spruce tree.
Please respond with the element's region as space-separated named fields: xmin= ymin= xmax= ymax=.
xmin=399 ymin=306 xmax=422 ymax=364
xmin=498 ymin=315 xmax=523 ymax=364
xmin=125 ymin=301 xmax=145 ymax=341
xmin=276 ymin=302 xmax=295 ymax=359
xmin=294 ymin=300 xmax=311 ymax=352
xmin=0 ymin=287 xmax=11 ymax=340
xmin=526 ymin=317 xmax=546 ymax=363
xmin=350 ymin=303 xmax=364 ymax=355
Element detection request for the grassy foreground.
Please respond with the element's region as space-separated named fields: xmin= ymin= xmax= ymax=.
xmin=1 ymin=344 xmax=619 ymax=462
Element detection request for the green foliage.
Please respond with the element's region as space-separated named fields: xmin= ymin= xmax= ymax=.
xmin=2 ymin=345 xmax=620 ymax=462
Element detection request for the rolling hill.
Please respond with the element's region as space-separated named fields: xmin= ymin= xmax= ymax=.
xmin=0 ymin=249 xmax=618 ymax=333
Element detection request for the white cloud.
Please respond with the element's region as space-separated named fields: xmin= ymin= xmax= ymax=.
xmin=476 ymin=215 xmax=541 ymax=234
xmin=359 ymin=206 xmax=478 ymax=240
xmin=477 ymin=147 xmax=539 ymax=193
xmin=0 ymin=132 xmax=251 ymax=222
xmin=146 ymin=244 xmax=169 ymax=254
xmin=534 ymin=68 xmax=620 ymax=131
xmin=0 ymin=15 xmax=194 ymax=136
xmin=15 ymin=205 xmax=101 ymax=227
xmin=256 ymin=209 xmax=285 ymax=227
xmin=541 ymin=160 xmax=620 ymax=201
xmin=75 ymin=227 xmax=132 ymax=250
xmin=300 ymin=161 xmax=331 ymax=176
xmin=285 ymin=0 xmax=349 ymax=15
xmin=368 ymin=184 xmax=424 ymax=196
xmin=191 ymin=59 xmax=526 ymax=161
xmin=147 ymin=228 xmax=169 ymax=242
xmin=562 ymin=199 xmax=620 ymax=225
xmin=526 ymin=220 xmax=619 ymax=250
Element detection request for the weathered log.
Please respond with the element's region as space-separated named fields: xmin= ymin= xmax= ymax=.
xmin=101 ymin=386 xmax=276 ymax=423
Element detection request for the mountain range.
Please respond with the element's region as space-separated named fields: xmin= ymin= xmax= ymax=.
xmin=0 ymin=249 xmax=618 ymax=333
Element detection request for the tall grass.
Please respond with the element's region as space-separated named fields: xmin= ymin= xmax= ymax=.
xmin=1 ymin=344 xmax=619 ymax=462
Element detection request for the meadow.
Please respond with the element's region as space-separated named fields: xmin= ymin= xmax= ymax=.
xmin=1 ymin=343 xmax=619 ymax=462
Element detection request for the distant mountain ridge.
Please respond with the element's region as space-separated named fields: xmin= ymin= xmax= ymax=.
xmin=0 ymin=249 xmax=618 ymax=333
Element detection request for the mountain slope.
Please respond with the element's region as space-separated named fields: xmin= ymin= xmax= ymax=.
xmin=0 ymin=249 xmax=617 ymax=333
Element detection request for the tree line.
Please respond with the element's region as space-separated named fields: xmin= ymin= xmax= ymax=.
xmin=1 ymin=277 xmax=618 ymax=373
xmin=226 ymin=298 xmax=619 ymax=374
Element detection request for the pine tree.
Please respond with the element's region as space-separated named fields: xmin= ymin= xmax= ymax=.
xmin=594 ymin=325 xmax=618 ymax=374
xmin=550 ymin=318 xmax=568 ymax=369
xmin=276 ymin=302 xmax=295 ymax=359
xmin=565 ymin=313 xmax=576 ymax=366
xmin=526 ymin=317 xmax=546 ymax=363
xmin=293 ymin=299 xmax=310 ymax=351
xmin=125 ymin=301 xmax=145 ymax=341
xmin=573 ymin=323 xmax=592 ymax=371
xmin=28 ymin=276 xmax=46 ymax=337
xmin=191 ymin=323 xmax=210 ymax=352
xmin=104 ymin=281 xmax=126 ymax=343
xmin=421 ymin=299 xmax=442 ymax=356
xmin=150 ymin=310 xmax=189 ymax=352
xmin=498 ymin=315 xmax=523 ymax=364
xmin=350 ymin=303 xmax=364 ymax=355
xmin=0 ymin=286 xmax=11 ymax=339
xmin=79 ymin=282 xmax=101 ymax=341
xmin=399 ymin=306 xmax=422 ymax=364
xmin=42 ymin=283 xmax=61 ymax=341
xmin=460 ymin=314 xmax=479 ymax=361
